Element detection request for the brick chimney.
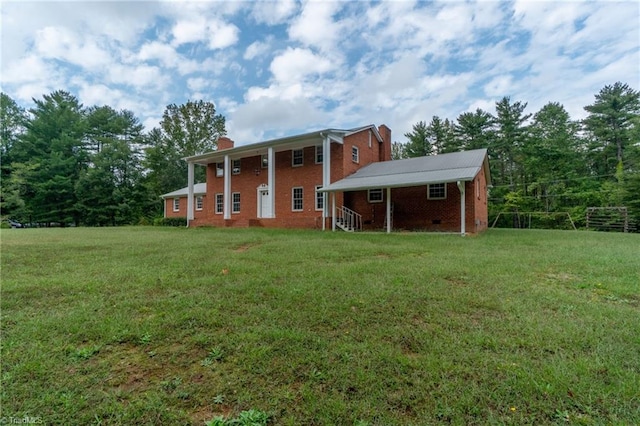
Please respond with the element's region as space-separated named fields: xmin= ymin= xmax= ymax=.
xmin=217 ymin=136 xmax=234 ymax=150
xmin=378 ymin=124 xmax=392 ymax=161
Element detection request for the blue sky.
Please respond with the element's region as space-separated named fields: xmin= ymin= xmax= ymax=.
xmin=1 ymin=0 xmax=639 ymax=145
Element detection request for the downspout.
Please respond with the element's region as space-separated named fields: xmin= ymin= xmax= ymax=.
xmin=187 ymin=162 xmax=194 ymax=227
xmin=457 ymin=180 xmax=466 ymax=236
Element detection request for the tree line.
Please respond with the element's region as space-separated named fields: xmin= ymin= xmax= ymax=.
xmin=1 ymin=91 xmax=226 ymax=226
xmin=396 ymin=82 xmax=640 ymax=230
xmin=2 ymin=83 xmax=638 ymax=229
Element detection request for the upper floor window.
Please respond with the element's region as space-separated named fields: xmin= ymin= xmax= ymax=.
xmin=261 ymin=154 xmax=268 ymax=168
xmin=368 ymin=188 xmax=383 ymax=203
xmin=352 ymin=146 xmax=359 ymax=163
xmin=232 ymin=159 xmax=241 ymax=175
xmin=216 ymin=162 xmax=224 ymax=177
xmin=428 ymin=183 xmax=447 ymax=200
xmin=292 ymin=187 xmax=303 ymax=211
xmin=173 ymin=198 xmax=180 ymax=212
xmin=215 ymin=194 xmax=223 ymax=214
xmin=292 ymin=149 xmax=303 ymax=167
xmin=315 ymin=145 xmax=323 ymax=164
xmin=195 ymin=196 xmax=203 ymax=210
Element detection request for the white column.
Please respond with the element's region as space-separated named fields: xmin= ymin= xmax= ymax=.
xmin=323 ymin=136 xmax=331 ymax=217
xmin=267 ymin=147 xmax=275 ymax=218
xmin=331 ymin=192 xmax=336 ymax=231
xmin=223 ymin=155 xmax=231 ymax=219
xmin=386 ymin=187 xmax=391 ymax=234
xmin=187 ymin=162 xmax=194 ymax=224
xmin=457 ymin=181 xmax=466 ymax=236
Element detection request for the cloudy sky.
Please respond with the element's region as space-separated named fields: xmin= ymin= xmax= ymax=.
xmin=1 ymin=0 xmax=638 ymax=145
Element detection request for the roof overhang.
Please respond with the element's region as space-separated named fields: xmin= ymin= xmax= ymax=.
xmin=319 ymin=148 xmax=490 ymax=193
xmin=184 ymin=129 xmax=347 ymax=166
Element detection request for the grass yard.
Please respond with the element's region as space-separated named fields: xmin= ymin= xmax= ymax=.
xmin=1 ymin=227 xmax=639 ymax=425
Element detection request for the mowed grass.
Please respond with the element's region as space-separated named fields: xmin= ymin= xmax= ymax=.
xmin=1 ymin=227 xmax=639 ymax=425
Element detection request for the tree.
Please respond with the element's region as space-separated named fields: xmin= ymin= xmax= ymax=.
xmin=404 ymin=121 xmax=431 ymax=157
xmin=454 ymin=109 xmax=494 ymax=151
xmin=150 ymin=100 xmax=227 ymax=189
xmin=12 ymin=91 xmax=87 ymax=225
xmin=76 ymin=107 xmax=146 ymax=225
xmin=525 ymin=102 xmax=584 ymax=212
xmin=391 ymin=141 xmax=408 ymax=160
xmin=404 ymin=117 xmax=455 ymax=157
xmin=493 ymin=97 xmax=531 ymax=188
xmin=0 ymin=93 xmax=28 ymax=218
xmin=583 ymin=82 xmax=640 ymax=174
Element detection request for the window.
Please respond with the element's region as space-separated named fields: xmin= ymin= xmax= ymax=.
xmin=292 ymin=149 xmax=303 ymax=166
xmin=352 ymin=146 xmax=359 ymax=163
xmin=216 ymin=162 xmax=224 ymax=177
xmin=173 ymin=198 xmax=180 ymax=212
xmin=315 ymin=185 xmax=324 ymax=210
xmin=315 ymin=145 xmax=323 ymax=164
xmin=196 ymin=196 xmax=203 ymax=211
xmin=232 ymin=193 xmax=241 ymax=213
xmin=232 ymin=159 xmax=241 ymax=175
xmin=215 ymin=194 xmax=223 ymax=214
xmin=428 ymin=183 xmax=447 ymax=200
xmin=261 ymin=154 xmax=268 ymax=168
xmin=368 ymin=188 xmax=383 ymax=203
xmin=292 ymin=187 xmax=303 ymax=211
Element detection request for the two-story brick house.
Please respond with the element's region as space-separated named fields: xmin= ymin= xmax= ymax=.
xmin=162 ymin=124 xmax=490 ymax=235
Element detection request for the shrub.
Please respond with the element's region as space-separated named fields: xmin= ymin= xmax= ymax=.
xmin=153 ymin=217 xmax=187 ymax=227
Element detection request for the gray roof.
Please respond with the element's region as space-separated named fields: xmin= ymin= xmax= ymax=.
xmin=184 ymin=125 xmax=383 ymax=165
xmin=320 ymin=149 xmax=489 ymax=192
xmin=161 ymin=183 xmax=207 ymax=198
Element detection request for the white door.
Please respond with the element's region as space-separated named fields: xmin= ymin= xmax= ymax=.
xmin=260 ymin=189 xmax=270 ymax=218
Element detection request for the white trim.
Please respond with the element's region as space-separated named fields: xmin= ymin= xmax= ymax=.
xmin=457 ymin=181 xmax=466 ymax=236
xmin=267 ymin=147 xmax=275 ymax=218
xmin=292 ymin=148 xmax=303 ymax=167
xmin=232 ymin=192 xmax=241 ymax=213
xmin=427 ymin=183 xmax=447 ymax=200
xmin=195 ymin=195 xmax=203 ymax=211
xmin=173 ymin=197 xmax=180 ymax=212
xmin=187 ymin=162 xmax=194 ymax=221
xmin=292 ymin=187 xmax=303 ymax=211
xmin=368 ymin=188 xmax=383 ymax=203
xmin=315 ymin=145 xmax=323 ymax=164
xmin=386 ymin=187 xmax=392 ymax=233
xmin=224 ymin=155 xmax=231 ymax=219
xmin=215 ymin=193 xmax=223 ymax=214
xmin=351 ymin=146 xmax=359 ymax=163
xmin=315 ymin=185 xmax=324 ymax=211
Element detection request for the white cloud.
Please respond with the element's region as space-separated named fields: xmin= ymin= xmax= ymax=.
xmin=34 ymin=26 xmax=112 ymax=71
xmin=270 ymin=47 xmax=334 ymax=84
xmin=107 ymin=64 xmax=168 ymax=89
xmin=288 ymin=1 xmax=343 ymax=51
xmin=207 ymin=20 xmax=239 ymax=50
xmin=244 ymin=40 xmax=270 ymax=61
xmin=251 ymin=0 xmax=297 ymax=25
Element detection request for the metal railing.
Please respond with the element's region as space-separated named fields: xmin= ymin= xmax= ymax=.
xmin=336 ymin=205 xmax=362 ymax=232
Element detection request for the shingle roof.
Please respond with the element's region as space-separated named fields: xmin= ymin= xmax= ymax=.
xmin=320 ymin=149 xmax=489 ymax=192
xmin=161 ymin=182 xmax=207 ymax=198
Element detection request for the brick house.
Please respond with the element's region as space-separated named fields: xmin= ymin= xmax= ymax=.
xmin=161 ymin=124 xmax=490 ymax=235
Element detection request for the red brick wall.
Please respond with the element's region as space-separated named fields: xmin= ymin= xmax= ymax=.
xmin=164 ymin=195 xmax=208 ymax=220
xmin=345 ymin=172 xmax=488 ymax=233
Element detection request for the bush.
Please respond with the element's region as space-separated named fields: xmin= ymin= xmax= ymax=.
xmin=153 ymin=217 xmax=187 ymax=227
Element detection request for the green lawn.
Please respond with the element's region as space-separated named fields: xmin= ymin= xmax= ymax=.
xmin=1 ymin=227 xmax=639 ymax=425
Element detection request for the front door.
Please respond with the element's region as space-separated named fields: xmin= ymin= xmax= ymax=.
xmin=258 ymin=187 xmax=270 ymax=218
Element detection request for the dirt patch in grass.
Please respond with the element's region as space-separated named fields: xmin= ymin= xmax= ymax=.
xmin=232 ymin=242 xmax=261 ymax=253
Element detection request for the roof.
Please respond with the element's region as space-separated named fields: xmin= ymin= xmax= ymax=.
xmin=161 ymin=182 xmax=207 ymax=198
xmin=184 ymin=125 xmax=383 ymax=165
xmin=320 ymin=149 xmax=490 ymax=192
